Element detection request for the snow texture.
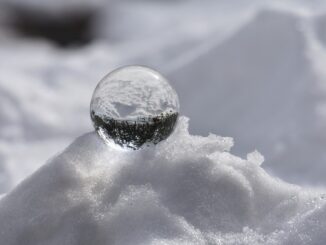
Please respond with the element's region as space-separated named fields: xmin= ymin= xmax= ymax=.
xmin=1 ymin=117 xmax=326 ymax=245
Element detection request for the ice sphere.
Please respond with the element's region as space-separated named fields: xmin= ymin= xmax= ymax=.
xmin=90 ymin=65 xmax=179 ymax=150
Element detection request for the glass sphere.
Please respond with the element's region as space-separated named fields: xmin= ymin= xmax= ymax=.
xmin=90 ymin=65 xmax=179 ymax=150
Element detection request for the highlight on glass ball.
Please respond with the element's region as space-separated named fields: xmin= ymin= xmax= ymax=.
xmin=90 ymin=65 xmax=180 ymax=150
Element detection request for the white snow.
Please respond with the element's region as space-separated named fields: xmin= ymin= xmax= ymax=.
xmin=1 ymin=117 xmax=326 ymax=245
xmin=2 ymin=0 xmax=326 ymax=243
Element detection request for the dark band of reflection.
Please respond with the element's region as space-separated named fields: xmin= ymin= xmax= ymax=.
xmin=91 ymin=111 xmax=178 ymax=150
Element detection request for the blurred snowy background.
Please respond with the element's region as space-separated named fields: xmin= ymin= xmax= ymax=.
xmin=1 ymin=0 xmax=326 ymax=194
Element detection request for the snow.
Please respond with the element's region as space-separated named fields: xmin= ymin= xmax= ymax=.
xmin=1 ymin=0 xmax=326 ymax=243
xmin=1 ymin=117 xmax=326 ymax=245
xmin=0 ymin=40 xmax=118 ymax=192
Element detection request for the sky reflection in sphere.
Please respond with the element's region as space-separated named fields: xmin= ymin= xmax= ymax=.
xmin=90 ymin=66 xmax=179 ymax=150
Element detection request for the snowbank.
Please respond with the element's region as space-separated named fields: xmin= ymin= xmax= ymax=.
xmin=0 ymin=40 xmax=118 ymax=193
xmin=1 ymin=117 xmax=325 ymax=245
xmin=168 ymin=8 xmax=326 ymax=185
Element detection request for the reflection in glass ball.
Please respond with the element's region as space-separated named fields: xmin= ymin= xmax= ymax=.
xmin=90 ymin=65 xmax=179 ymax=150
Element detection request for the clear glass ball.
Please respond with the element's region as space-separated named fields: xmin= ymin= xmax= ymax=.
xmin=90 ymin=65 xmax=180 ymax=150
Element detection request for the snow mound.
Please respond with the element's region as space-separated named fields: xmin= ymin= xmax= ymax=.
xmin=0 ymin=117 xmax=325 ymax=245
xmin=169 ymin=9 xmax=326 ymax=185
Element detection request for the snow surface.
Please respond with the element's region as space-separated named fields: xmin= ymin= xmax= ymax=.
xmin=2 ymin=1 xmax=326 ymax=243
xmin=1 ymin=117 xmax=326 ymax=245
